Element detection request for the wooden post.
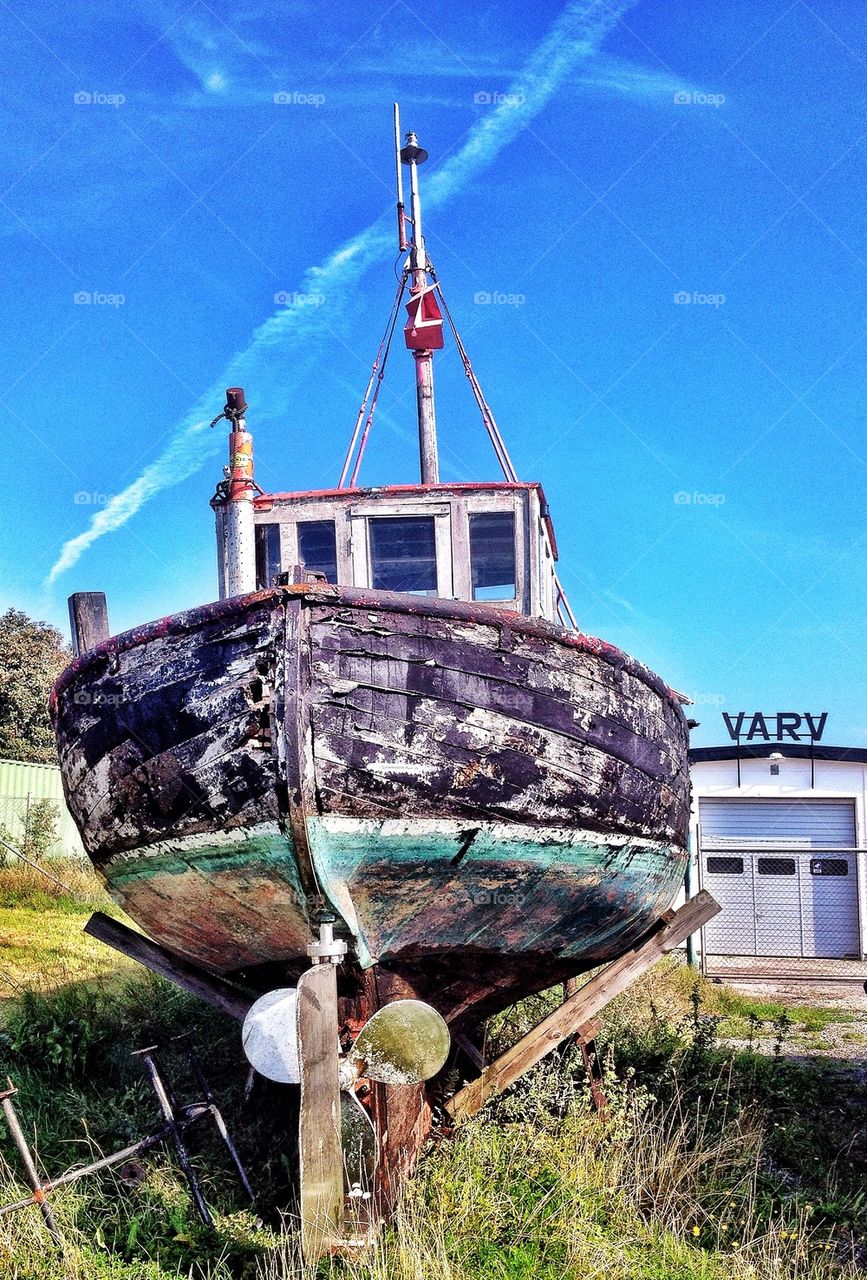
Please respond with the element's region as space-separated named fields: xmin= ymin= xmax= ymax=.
xmin=84 ymin=913 xmax=253 ymax=1022
xmin=446 ymin=890 xmax=721 ymax=1122
xmin=68 ymin=593 xmax=109 ymax=656
xmin=297 ymin=963 xmax=344 ymax=1261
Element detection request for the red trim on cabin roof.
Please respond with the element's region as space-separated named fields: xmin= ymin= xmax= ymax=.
xmin=253 ymin=481 xmax=560 ymax=560
xmin=254 ymin=482 xmax=542 ymax=506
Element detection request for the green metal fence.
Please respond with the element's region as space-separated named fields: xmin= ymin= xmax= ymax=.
xmin=0 ymin=758 xmax=84 ymax=860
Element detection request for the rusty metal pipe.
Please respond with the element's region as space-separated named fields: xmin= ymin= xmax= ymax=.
xmin=0 ymin=1084 xmax=63 ymax=1248
xmin=133 ymin=1049 xmax=214 ymax=1228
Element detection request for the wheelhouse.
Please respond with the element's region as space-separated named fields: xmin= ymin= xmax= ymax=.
xmin=245 ymin=482 xmax=563 ymax=624
xmin=210 ymin=109 xmax=576 ymax=632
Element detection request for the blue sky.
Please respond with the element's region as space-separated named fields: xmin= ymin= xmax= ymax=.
xmin=2 ymin=0 xmax=866 ymax=748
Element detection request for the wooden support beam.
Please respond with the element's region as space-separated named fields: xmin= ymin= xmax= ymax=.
xmin=572 ymin=1018 xmax=601 ymax=1046
xmin=446 ymin=890 xmax=720 ymax=1122
xmin=68 ymin=593 xmax=109 ymax=656
xmin=84 ymin=912 xmax=253 ymax=1022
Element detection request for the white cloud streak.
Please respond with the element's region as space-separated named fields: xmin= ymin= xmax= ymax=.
xmin=47 ymin=0 xmax=636 ymax=586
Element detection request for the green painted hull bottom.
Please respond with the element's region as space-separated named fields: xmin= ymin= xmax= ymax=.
xmin=101 ymin=817 xmax=686 ymax=1009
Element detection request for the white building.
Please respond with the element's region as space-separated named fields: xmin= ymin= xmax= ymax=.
xmin=689 ymin=715 xmax=867 ymax=977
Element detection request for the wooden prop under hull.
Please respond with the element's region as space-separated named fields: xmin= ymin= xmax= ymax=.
xmin=52 ymin=584 xmax=690 ymax=1027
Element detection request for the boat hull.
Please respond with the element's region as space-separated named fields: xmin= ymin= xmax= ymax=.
xmin=51 ymin=585 xmax=690 ymax=1023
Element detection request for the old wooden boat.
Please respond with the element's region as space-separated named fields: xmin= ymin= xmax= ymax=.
xmin=50 ymin=115 xmax=690 ymax=1034
xmin=50 ymin=109 xmax=696 ymax=1248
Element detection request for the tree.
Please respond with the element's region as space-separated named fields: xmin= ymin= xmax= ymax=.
xmin=0 ymin=609 xmax=70 ymax=764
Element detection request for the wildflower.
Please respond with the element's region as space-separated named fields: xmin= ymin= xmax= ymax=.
xmin=692 ymin=1226 xmax=700 ymax=1237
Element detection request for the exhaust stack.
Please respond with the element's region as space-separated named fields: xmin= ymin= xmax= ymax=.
xmin=210 ymin=387 xmax=257 ymax=599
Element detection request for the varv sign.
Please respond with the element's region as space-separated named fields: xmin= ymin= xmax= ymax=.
xmin=722 ymin=712 xmax=828 ymax=743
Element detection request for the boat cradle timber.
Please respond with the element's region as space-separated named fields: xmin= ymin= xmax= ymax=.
xmin=49 ymin=108 xmax=693 ymax=1236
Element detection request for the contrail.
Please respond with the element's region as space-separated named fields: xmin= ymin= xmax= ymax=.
xmin=47 ymin=0 xmax=634 ymax=586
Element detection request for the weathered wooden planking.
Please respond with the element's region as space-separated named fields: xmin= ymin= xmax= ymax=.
xmin=54 ymin=599 xmax=280 ymax=791
xmin=311 ymin=652 xmax=679 ymax=783
xmin=305 ymin=605 xmax=688 ymax=840
xmin=83 ymin=731 xmax=279 ymax=860
xmin=309 ymin=614 xmax=675 ymax=731
xmin=446 ymin=891 xmax=721 ymax=1120
xmin=311 ymin=725 xmax=683 ymax=839
xmin=298 ymin=586 xmax=683 ymax=708
xmin=309 ymin=702 xmax=686 ymax=837
xmin=54 ymin=600 xmax=282 ymax=861
xmin=310 ymin=607 xmax=683 ymax=745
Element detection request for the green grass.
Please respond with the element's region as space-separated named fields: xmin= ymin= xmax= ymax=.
xmin=0 ymin=870 xmax=864 ymax=1279
xmin=596 ymin=955 xmax=858 ymax=1039
xmin=0 ymin=859 xmax=134 ymax=999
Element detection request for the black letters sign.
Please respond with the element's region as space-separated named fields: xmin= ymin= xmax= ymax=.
xmin=722 ymin=712 xmax=828 ymax=743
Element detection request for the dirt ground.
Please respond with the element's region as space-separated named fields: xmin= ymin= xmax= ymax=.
xmin=721 ymin=977 xmax=867 ymax=1064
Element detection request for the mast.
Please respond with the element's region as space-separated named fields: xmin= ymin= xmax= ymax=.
xmin=396 ymin=104 xmax=442 ymax=485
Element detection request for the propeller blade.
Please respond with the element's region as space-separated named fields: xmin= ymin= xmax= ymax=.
xmin=241 ymin=988 xmax=300 ymax=1084
xmin=349 ymin=999 xmax=450 ymax=1085
xmin=341 ymin=1090 xmax=378 ymax=1199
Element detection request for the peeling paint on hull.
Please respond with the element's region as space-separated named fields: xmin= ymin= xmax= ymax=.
xmin=52 ymin=585 xmax=690 ymax=1022
xmin=100 ymin=817 xmax=685 ymax=982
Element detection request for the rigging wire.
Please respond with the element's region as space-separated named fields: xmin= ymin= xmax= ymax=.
xmin=335 ymin=263 xmax=580 ymax=629
xmin=338 ymin=271 xmax=408 ymax=489
xmin=348 ymin=275 xmax=407 ymax=488
xmin=553 ymin=572 xmax=579 ymax=630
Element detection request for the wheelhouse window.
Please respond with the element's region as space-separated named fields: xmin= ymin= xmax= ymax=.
xmin=298 ymin=520 xmax=338 ymax=583
xmin=255 ymin=523 xmax=281 ymax=589
xmin=369 ymin=516 xmax=437 ymax=594
xmin=469 ymin=512 xmax=516 ymax=600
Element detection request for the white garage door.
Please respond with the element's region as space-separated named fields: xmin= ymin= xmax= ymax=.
xmin=699 ymin=800 xmax=860 ymax=959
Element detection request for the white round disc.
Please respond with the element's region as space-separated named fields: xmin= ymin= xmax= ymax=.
xmin=242 ymin=987 xmax=300 ymax=1083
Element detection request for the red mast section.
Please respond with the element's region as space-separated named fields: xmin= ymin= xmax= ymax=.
xmin=396 ymin=105 xmax=444 ymax=485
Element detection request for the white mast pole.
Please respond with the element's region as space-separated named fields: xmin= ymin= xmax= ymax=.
xmin=397 ymin=112 xmax=439 ymax=485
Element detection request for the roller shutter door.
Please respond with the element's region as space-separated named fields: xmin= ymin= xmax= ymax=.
xmin=699 ymin=799 xmax=859 ymax=958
